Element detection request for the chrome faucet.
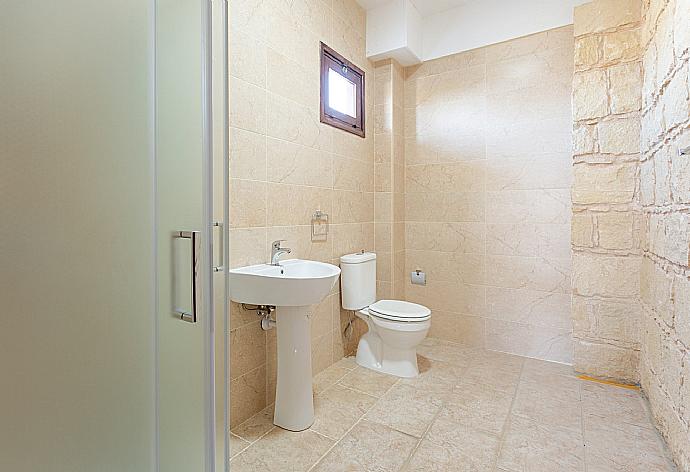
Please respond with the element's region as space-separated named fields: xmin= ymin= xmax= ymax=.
xmin=270 ymin=240 xmax=291 ymax=265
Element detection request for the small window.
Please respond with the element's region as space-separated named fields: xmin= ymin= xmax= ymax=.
xmin=320 ymin=43 xmax=365 ymax=137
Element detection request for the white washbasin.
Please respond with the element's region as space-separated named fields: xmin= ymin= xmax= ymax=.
xmin=229 ymin=258 xmax=341 ymax=431
xmin=228 ymin=259 xmax=341 ymax=306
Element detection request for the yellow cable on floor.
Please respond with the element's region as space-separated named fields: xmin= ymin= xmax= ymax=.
xmin=577 ymin=374 xmax=640 ymax=390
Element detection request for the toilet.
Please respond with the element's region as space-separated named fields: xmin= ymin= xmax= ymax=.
xmin=340 ymin=252 xmax=431 ymax=378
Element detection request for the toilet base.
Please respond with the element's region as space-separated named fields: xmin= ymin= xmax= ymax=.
xmin=355 ymin=332 xmax=421 ymax=378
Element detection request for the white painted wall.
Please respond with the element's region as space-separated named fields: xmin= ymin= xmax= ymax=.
xmin=361 ymin=0 xmax=589 ymax=63
xmin=366 ymin=0 xmax=422 ymax=65
xmin=422 ymin=0 xmax=586 ymax=60
xmin=366 ymin=0 xmax=407 ymax=58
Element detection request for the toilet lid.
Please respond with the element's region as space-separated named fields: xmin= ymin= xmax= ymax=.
xmin=368 ymin=300 xmax=431 ymax=322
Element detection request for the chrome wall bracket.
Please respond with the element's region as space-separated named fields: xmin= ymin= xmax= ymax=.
xmin=311 ymin=210 xmax=329 ymax=241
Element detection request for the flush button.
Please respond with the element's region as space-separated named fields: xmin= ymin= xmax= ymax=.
xmin=411 ymin=270 xmax=426 ymax=285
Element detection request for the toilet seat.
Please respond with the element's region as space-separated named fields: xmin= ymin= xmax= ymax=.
xmin=369 ymin=314 xmax=431 ymax=332
xmin=366 ymin=299 xmax=431 ymax=322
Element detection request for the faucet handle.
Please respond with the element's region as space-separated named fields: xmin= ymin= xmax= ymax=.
xmin=272 ymin=239 xmax=287 ymax=249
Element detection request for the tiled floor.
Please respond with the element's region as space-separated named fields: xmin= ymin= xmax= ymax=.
xmin=229 ymin=338 xmax=677 ymax=471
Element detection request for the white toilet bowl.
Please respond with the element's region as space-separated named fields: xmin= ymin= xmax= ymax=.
xmin=339 ymin=252 xmax=432 ymax=378
xmin=354 ymin=300 xmax=431 ymax=378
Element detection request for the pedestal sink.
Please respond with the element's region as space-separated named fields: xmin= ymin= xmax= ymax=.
xmin=228 ymin=259 xmax=341 ymax=431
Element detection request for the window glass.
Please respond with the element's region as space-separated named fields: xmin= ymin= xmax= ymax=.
xmin=328 ymin=67 xmax=357 ymax=118
xmin=320 ymin=43 xmax=365 ymax=137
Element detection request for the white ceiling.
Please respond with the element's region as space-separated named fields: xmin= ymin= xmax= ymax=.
xmin=356 ymin=0 xmax=472 ymax=17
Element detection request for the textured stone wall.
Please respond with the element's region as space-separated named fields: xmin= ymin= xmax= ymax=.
xmin=638 ymin=0 xmax=690 ymax=469
xmin=571 ymin=0 xmax=644 ymax=383
xmin=403 ymin=27 xmax=574 ymax=362
xmin=227 ymin=0 xmax=374 ymax=427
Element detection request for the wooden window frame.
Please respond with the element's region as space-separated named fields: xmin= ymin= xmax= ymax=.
xmin=320 ymin=42 xmax=365 ymax=138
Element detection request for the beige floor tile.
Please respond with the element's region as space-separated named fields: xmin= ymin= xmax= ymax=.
xmin=226 ymin=338 xmax=677 ymax=472
xmin=338 ymin=366 xmax=399 ymax=397
xmin=470 ymin=349 xmax=525 ymax=372
xmin=416 ymin=338 xmax=478 ymax=366
xmin=400 ymin=356 xmax=467 ymax=394
xmin=438 ymin=383 xmax=515 ymax=435
xmin=584 ymin=414 xmax=675 ymax=472
xmin=511 ymin=381 xmax=582 ymax=431
xmin=313 ymin=363 xmax=353 ymax=395
xmin=311 ymin=420 xmax=419 ymax=472
xmin=365 ymin=382 xmax=445 ymax=437
xmin=404 ymin=437 xmax=495 ymax=472
xmin=230 ymin=427 xmax=333 ymax=472
xmin=331 ymin=355 xmax=358 ymax=370
xmin=310 ymin=384 xmax=378 ymax=440
xmin=520 ymin=358 xmax=581 ymax=391
xmin=458 ymin=363 xmax=522 ymax=392
xmin=497 ymin=415 xmax=585 ymax=471
xmin=229 ymin=432 xmax=250 ymax=459
xmin=425 ymin=421 xmax=501 ymax=471
xmin=581 ymin=382 xmax=652 ymax=429
xmin=522 ymin=357 xmax=575 ymax=377
xmin=231 ymin=404 xmax=275 ymax=442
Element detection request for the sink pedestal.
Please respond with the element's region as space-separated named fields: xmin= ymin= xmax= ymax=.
xmin=273 ymin=305 xmax=314 ymax=431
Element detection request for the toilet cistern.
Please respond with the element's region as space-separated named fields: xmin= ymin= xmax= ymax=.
xmin=270 ymin=239 xmax=291 ymax=265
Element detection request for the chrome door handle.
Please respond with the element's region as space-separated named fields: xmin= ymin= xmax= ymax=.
xmin=173 ymin=230 xmax=200 ymax=323
xmin=213 ymin=222 xmax=223 ymax=272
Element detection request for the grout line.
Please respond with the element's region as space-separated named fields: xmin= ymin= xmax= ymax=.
xmin=492 ymin=357 xmax=527 ymax=470
xmin=306 ymin=378 xmax=393 ymax=472
xmin=397 ymin=383 xmax=453 ymax=471
xmin=580 ymin=377 xmax=588 ymax=472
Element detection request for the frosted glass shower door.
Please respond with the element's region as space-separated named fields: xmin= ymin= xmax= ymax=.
xmin=156 ymin=0 xmax=217 ymax=471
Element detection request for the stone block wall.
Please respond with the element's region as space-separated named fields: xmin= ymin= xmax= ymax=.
xmin=638 ymin=0 xmax=690 ymax=469
xmin=571 ymin=0 xmax=644 ymax=383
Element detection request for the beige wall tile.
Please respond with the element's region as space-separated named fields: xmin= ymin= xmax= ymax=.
xmin=230 ymin=179 xmax=268 ymax=228
xmin=266 ymin=183 xmax=331 ymax=226
xmin=406 ymin=192 xmax=485 ymax=222
xmin=333 ymin=156 xmax=374 ymax=192
xmin=228 ymin=0 xmax=376 ymax=423
xmin=405 ymin=133 xmax=486 ymax=165
xmin=230 ymin=365 xmax=267 ymax=428
xmin=485 ymin=155 xmax=572 ymax=191
xmin=485 ymin=26 xmax=574 ymax=63
xmin=266 ymin=92 xmax=332 ymax=151
xmin=230 ymin=322 xmax=266 ymax=380
xmin=487 ymin=189 xmax=570 ymax=224
xmin=485 ymin=320 xmax=573 ymax=364
xmin=406 ymin=222 xmax=485 ymax=253
xmin=486 ymin=287 xmax=572 ymax=330
xmin=229 ymin=227 xmax=267 ymax=268
xmin=486 ymin=223 xmax=571 ymax=259
xmin=229 ymin=28 xmax=267 ymax=87
xmin=427 ymin=311 xmax=485 ymax=347
xmin=230 ymin=127 xmax=267 ymax=181
xmin=230 ymin=77 xmax=267 ymax=133
xmin=266 ymin=225 xmax=332 ymax=263
xmin=406 ymin=250 xmax=486 ymax=285
xmin=486 ymin=255 xmax=571 ymax=294
xmin=332 ymin=190 xmax=374 ymax=224
xmin=486 ymin=48 xmax=572 ymax=94
xmin=266 ymin=138 xmax=332 ymax=187
xmin=406 ymin=161 xmax=486 ymax=193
